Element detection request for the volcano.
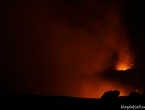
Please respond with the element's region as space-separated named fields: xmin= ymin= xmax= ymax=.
xmin=100 ymin=68 xmax=145 ymax=93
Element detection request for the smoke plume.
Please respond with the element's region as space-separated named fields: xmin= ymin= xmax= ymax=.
xmin=3 ymin=0 xmax=134 ymax=97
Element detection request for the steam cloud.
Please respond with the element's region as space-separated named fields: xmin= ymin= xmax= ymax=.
xmin=6 ymin=0 xmax=134 ymax=97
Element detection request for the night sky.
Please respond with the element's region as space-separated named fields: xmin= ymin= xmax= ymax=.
xmin=0 ymin=0 xmax=145 ymax=98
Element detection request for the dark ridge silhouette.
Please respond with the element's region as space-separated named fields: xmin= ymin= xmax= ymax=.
xmin=1 ymin=90 xmax=145 ymax=109
xmin=101 ymin=90 xmax=120 ymax=99
xmin=129 ymin=91 xmax=140 ymax=98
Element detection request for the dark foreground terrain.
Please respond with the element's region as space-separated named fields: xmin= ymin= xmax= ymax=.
xmin=0 ymin=91 xmax=145 ymax=109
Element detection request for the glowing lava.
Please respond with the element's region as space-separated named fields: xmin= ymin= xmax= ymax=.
xmin=115 ymin=54 xmax=134 ymax=71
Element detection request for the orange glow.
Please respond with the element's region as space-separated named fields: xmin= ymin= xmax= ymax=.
xmin=78 ymin=79 xmax=130 ymax=98
xmin=119 ymin=91 xmax=126 ymax=96
xmin=115 ymin=54 xmax=134 ymax=71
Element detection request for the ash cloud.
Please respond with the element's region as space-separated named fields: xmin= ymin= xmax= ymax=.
xmin=1 ymin=0 xmax=133 ymax=97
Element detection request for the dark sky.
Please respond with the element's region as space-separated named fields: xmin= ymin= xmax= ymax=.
xmin=121 ymin=0 xmax=145 ymax=67
xmin=0 ymin=0 xmax=145 ymax=98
